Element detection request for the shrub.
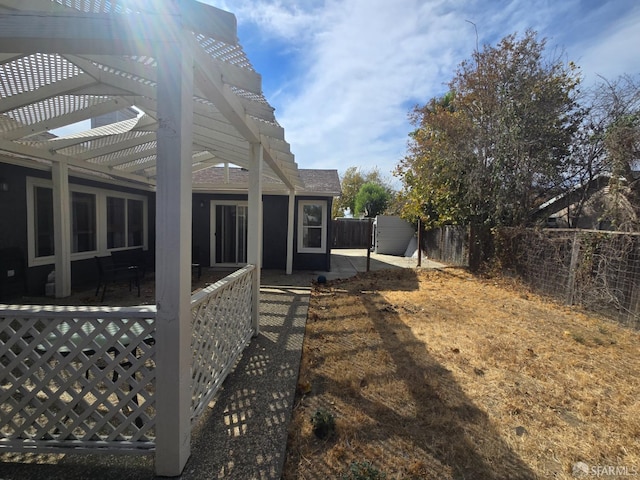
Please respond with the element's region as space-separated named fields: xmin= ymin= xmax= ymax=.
xmin=342 ymin=461 xmax=386 ymax=480
xmin=311 ymin=408 xmax=335 ymax=439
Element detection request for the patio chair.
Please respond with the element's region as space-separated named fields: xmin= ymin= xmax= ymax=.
xmin=111 ymin=247 xmax=147 ymax=279
xmin=94 ymin=255 xmax=140 ymax=302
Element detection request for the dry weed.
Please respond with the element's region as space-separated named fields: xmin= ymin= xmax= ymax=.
xmin=283 ymin=268 xmax=640 ymax=479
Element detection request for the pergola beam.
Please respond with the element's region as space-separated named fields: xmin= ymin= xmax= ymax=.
xmin=1 ymin=97 xmax=135 ymax=141
xmin=0 ymin=74 xmax=98 ymax=114
xmin=0 ymin=5 xmax=236 ymax=55
xmin=0 ymin=138 xmax=155 ymax=184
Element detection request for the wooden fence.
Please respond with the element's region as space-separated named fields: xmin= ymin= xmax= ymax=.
xmin=332 ymin=218 xmax=371 ymax=248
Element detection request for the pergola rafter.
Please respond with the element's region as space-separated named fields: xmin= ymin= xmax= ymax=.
xmin=0 ymin=2 xmax=301 ymax=190
xmin=0 ymin=2 xmax=301 ymax=475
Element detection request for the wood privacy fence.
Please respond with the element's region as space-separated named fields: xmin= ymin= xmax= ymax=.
xmin=422 ymin=225 xmax=640 ymax=327
xmin=332 ymin=218 xmax=371 ymax=248
xmin=422 ymin=225 xmax=470 ymax=266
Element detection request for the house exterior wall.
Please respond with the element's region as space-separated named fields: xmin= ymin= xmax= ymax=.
xmin=192 ymin=193 xmax=331 ymax=271
xmin=0 ymin=163 xmax=32 ymax=298
xmin=293 ymin=195 xmax=333 ymax=271
xmin=1 ymin=161 xmax=335 ymax=299
xmin=262 ymin=195 xmax=288 ymax=269
xmin=0 ymin=162 xmax=155 ymax=296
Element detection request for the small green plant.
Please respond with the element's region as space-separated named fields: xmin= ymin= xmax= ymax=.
xmin=311 ymin=408 xmax=335 ymax=439
xmin=342 ymin=461 xmax=386 ymax=480
xmin=571 ymin=332 xmax=586 ymax=345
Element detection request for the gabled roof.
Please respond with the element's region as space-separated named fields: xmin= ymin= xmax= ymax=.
xmin=0 ymin=0 xmax=303 ymax=191
xmin=535 ymin=170 xmax=640 ymax=217
xmin=193 ymin=166 xmax=341 ymax=196
xmin=299 ymin=169 xmax=342 ymax=196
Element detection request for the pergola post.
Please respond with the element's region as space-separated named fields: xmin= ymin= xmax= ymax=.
xmin=153 ymin=29 xmax=194 ymax=477
xmin=51 ymin=161 xmax=71 ymax=298
xmin=248 ymin=143 xmax=263 ymax=335
xmin=286 ymin=189 xmax=295 ymax=275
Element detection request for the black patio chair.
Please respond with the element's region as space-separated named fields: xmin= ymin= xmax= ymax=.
xmin=94 ymin=255 xmax=140 ymax=302
xmin=111 ymin=247 xmax=147 ymax=279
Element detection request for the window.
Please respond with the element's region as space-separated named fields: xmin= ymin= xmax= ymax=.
xmin=106 ymin=196 xmax=144 ymax=249
xmin=27 ymin=177 xmax=148 ymax=266
xmin=72 ymin=192 xmax=96 ymax=253
xmin=107 ymin=196 xmax=126 ymax=248
xmin=298 ymin=200 xmax=327 ymax=253
xmin=127 ymin=198 xmax=144 ymax=247
xmin=34 ymin=186 xmax=54 ymax=257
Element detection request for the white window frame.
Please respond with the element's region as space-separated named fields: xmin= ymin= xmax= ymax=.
xmin=105 ymin=193 xmax=147 ymax=251
xmin=26 ymin=177 xmax=148 ymax=267
xmin=297 ymin=199 xmax=327 ymax=254
xmin=26 ymin=177 xmax=56 ymax=267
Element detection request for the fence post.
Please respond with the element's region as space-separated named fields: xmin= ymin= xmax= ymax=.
xmin=417 ymin=218 xmax=422 ymax=267
xmin=566 ymin=231 xmax=580 ymax=305
xmin=366 ymin=218 xmax=372 ymax=272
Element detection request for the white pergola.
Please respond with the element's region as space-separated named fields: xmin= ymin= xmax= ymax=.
xmin=0 ymin=0 xmax=301 ymax=475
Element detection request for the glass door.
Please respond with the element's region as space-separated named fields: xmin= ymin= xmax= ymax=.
xmin=212 ymin=202 xmax=248 ymax=265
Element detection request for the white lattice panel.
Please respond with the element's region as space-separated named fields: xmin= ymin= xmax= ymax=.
xmin=0 ymin=54 xmax=81 ymax=98
xmin=191 ymin=265 xmax=254 ymax=421
xmin=5 ymin=95 xmax=109 ymax=127
xmin=0 ymin=308 xmax=156 ymax=452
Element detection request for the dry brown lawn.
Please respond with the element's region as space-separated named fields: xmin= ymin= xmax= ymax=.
xmin=283 ymin=267 xmax=640 ymax=480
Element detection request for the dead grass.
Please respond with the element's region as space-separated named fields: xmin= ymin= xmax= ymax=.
xmin=283 ymin=267 xmax=640 ymax=479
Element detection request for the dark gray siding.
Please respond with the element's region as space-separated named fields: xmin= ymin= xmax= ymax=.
xmin=0 ymin=162 xmax=155 ymax=297
xmin=262 ymin=195 xmax=288 ymax=270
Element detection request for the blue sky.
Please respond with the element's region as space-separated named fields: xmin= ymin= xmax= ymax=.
xmin=208 ymin=1 xmax=640 ymax=187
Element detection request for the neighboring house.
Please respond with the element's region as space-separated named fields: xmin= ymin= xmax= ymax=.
xmin=535 ymin=173 xmax=639 ymax=230
xmin=0 ymin=159 xmax=339 ymax=298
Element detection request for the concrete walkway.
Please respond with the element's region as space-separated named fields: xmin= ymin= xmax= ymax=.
xmin=0 ymin=250 xmax=438 ymax=479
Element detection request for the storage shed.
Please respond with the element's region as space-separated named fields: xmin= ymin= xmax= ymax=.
xmin=373 ymin=215 xmax=415 ymax=255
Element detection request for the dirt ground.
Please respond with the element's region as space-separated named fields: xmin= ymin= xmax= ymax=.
xmin=283 ymin=267 xmax=640 ymax=480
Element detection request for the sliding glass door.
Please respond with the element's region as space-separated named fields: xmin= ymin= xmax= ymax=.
xmin=211 ymin=202 xmax=248 ymax=265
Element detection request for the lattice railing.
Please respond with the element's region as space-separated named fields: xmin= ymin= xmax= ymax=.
xmin=0 ymin=306 xmax=157 ymax=452
xmin=0 ymin=266 xmax=256 ymax=455
xmin=191 ymin=264 xmax=255 ymax=421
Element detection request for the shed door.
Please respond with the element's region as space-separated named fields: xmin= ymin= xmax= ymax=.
xmin=211 ymin=202 xmax=248 ymax=265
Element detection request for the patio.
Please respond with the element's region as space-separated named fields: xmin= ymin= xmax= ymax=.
xmin=0 ymin=269 xmax=313 ymax=480
xmin=1 ymin=264 xmax=256 ymax=468
xmin=0 ymin=251 xmax=428 ymax=478
xmin=0 ymin=1 xmax=304 ymax=474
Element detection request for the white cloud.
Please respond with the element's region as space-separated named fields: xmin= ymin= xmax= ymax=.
xmin=204 ymin=0 xmax=640 ymax=187
xmin=210 ymin=0 xmax=320 ymax=42
xmin=566 ymin=3 xmax=640 ymax=84
xmin=273 ymin=0 xmax=481 ymax=180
